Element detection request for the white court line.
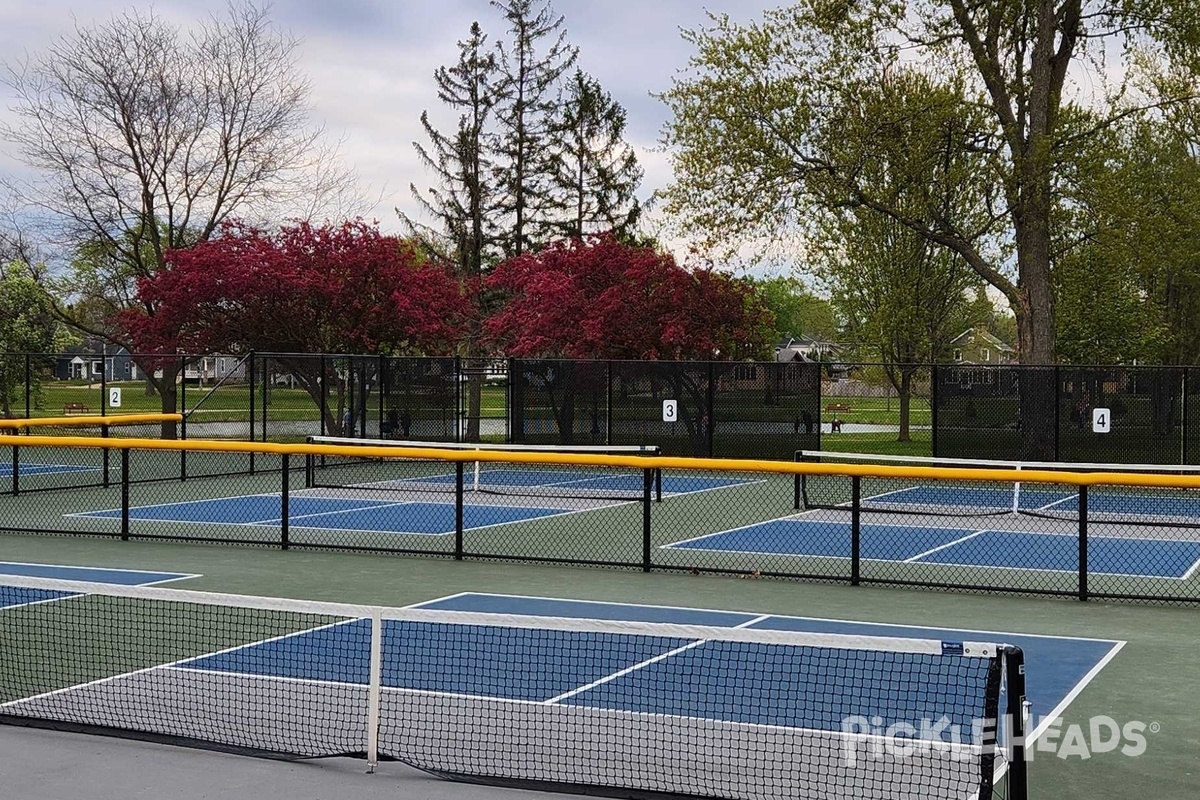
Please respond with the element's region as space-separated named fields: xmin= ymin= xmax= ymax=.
xmin=424 ymin=592 xmax=1121 ymax=644
xmin=662 ymin=518 xmax=981 ymax=551
xmin=902 ymin=530 xmax=993 ymax=563
xmin=541 ymin=615 xmax=773 ymax=705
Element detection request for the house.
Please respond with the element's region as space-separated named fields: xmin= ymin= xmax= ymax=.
xmin=54 ymin=339 xmax=140 ymax=382
xmin=947 ymin=327 xmax=1016 ymax=365
xmin=775 ymin=335 xmax=845 ymax=363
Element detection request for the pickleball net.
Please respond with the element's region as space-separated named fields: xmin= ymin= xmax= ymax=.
xmin=0 ymin=576 xmax=1026 ymax=800
xmin=305 ymin=436 xmax=662 ymax=501
xmin=798 ymin=449 xmax=1200 ymax=528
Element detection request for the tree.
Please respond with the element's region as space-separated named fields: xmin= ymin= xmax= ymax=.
xmin=809 ymin=68 xmax=987 ymax=440
xmin=819 ymin=209 xmax=981 ymax=441
xmin=0 ymin=267 xmax=70 ymax=418
xmin=546 ymin=70 xmax=643 ymax=241
xmin=485 ymin=233 xmax=772 ymax=360
xmin=751 ymin=276 xmax=838 ymax=343
xmin=2 ymin=2 xmax=360 ymax=437
xmin=407 ymin=21 xmax=500 ymax=282
xmin=659 ymin=1 xmax=1200 ymax=457
xmin=484 ymin=233 xmax=773 ymax=443
xmin=1057 ymin=119 xmax=1200 ymax=365
xmin=406 ymin=21 xmax=503 ymax=441
xmin=490 ymin=0 xmax=578 ymax=257
xmin=115 ymin=220 xmax=472 ymax=435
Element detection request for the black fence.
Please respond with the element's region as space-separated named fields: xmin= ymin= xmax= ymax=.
xmin=3 ymin=438 xmax=1199 ymax=606
xmin=9 ymin=350 xmax=1200 ymax=464
xmin=933 ymin=364 xmax=1200 ymax=463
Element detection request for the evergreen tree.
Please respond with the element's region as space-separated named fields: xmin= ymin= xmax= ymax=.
xmin=406 ymin=21 xmax=499 ymax=281
xmin=547 ymin=70 xmax=643 ymax=241
xmin=490 ymin=0 xmax=578 ymax=257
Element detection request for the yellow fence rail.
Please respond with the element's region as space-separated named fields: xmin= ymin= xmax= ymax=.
xmin=4 ymin=432 xmax=1200 ymax=490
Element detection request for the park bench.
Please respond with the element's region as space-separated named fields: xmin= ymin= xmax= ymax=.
xmin=63 ymin=402 xmax=90 ymax=415
xmin=824 ymin=403 xmax=851 ymax=413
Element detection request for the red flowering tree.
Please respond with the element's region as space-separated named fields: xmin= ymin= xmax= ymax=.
xmin=117 ymin=219 xmax=471 ymax=433
xmin=484 ymin=233 xmax=773 ymax=441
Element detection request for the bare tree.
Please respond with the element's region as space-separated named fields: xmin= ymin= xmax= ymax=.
xmin=1 ymin=1 xmax=362 ymax=437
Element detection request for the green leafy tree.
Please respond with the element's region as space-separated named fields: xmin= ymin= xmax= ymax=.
xmin=0 ymin=268 xmax=71 ymax=418
xmin=751 ymin=276 xmax=838 ymax=343
xmin=1057 ymin=119 xmax=1200 ymax=365
xmin=659 ymin=1 xmax=1200 ymax=458
xmin=818 ymin=210 xmax=981 ymax=441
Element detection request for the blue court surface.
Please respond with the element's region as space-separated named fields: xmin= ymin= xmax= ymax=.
xmin=73 ymin=495 xmax=577 ymax=536
xmin=0 ymin=562 xmax=198 ymax=610
xmin=873 ymin=484 xmax=1200 ymax=519
xmin=170 ymin=591 xmax=1121 ymax=745
xmin=388 ymin=468 xmax=746 ymax=496
xmin=665 ymin=519 xmax=1200 ymax=579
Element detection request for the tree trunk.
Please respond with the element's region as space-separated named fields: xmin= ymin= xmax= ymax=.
xmin=156 ymin=362 xmax=179 ymax=440
xmin=897 ymin=369 xmax=912 ymax=442
xmin=1013 ymin=191 xmax=1058 ymax=460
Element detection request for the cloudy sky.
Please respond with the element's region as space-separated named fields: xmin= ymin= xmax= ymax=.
xmin=0 ymin=0 xmax=773 ymax=249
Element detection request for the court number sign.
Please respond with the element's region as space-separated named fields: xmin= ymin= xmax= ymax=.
xmin=108 ymin=387 xmax=122 ymax=408
xmin=663 ymin=399 xmax=678 ymax=423
xmin=1092 ymin=407 xmax=1110 ymax=434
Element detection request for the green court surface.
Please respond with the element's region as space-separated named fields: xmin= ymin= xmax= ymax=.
xmin=0 ymin=532 xmax=1196 ymax=799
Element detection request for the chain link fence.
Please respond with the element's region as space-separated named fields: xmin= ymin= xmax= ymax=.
xmin=11 ymin=352 xmax=1200 ymax=465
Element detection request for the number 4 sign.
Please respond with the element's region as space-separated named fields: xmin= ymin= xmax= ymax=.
xmin=1092 ymin=407 xmax=1110 ymax=434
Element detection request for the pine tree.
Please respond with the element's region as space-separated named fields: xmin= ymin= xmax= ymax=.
xmin=547 ymin=69 xmax=643 ymax=241
xmin=490 ymin=0 xmax=577 ymax=257
xmin=405 ymin=21 xmax=499 ymax=281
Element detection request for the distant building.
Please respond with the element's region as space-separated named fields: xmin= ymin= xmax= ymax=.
xmin=54 ymin=339 xmax=140 ymax=382
xmin=774 ymin=335 xmax=842 ymax=363
xmin=947 ymin=327 xmax=1016 ymax=365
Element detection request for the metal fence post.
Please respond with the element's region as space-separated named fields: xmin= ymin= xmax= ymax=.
xmin=120 ymin=448 xmax=130 ymax=542
xmin=851 ymin=475 xmax=861 ymax=586
xmin=454 ymin=461 xmax=465 ymax=560
xmin=1078 ymin=484 xmax=1089 ymax=601
xmin=281 ymin=453 xmax=290 ymax=551
xmin=643 ymin=468 xmax=653 ymax=572
xmin=248 ymin=354 xmax=257 ymax=474
xmin=179 ymin=356 xmax=188 ymax=481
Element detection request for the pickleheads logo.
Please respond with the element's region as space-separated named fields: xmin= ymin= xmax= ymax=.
xmin=840 ymin=715 xmax=1156 ymax=765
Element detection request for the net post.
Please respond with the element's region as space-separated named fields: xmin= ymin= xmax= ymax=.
xmin=120 ymin=448 xmax=130 ymax=542
xmin=1004 ymin=646 xmax=1029 ymax=800
xmin=850 ymin=475 xmax=861 ymax=585
xmin=1011 ymin=463 xmax=1021 ymax=514
xmin=280 ymin=454 xmax=290 ymax=551
xmin=1078 ymin=484 xmax=1089 ymax=601
xmin=642 ymin=468 xmax=653 ymax=572
xmin=10 ymin=439 xmax=18 ymax=496
xmin=454 ymin=461 xmax=465 ymax=560
xmin=365 ymin=607 xmax=383 ymax=773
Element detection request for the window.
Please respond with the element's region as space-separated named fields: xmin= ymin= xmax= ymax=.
xmin=982 ymin=348 xmax=991 ymax=362
xmin=953 ymin=349 xmax=963 ymax=362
